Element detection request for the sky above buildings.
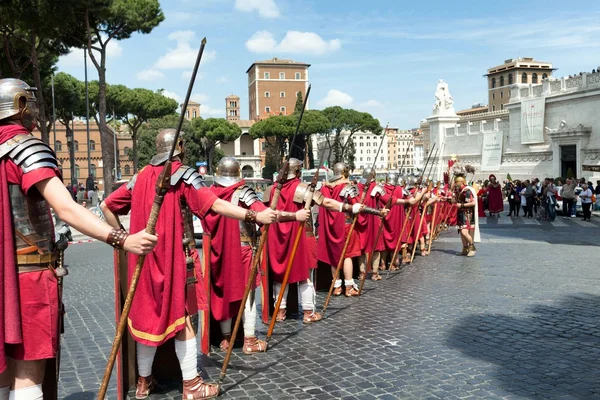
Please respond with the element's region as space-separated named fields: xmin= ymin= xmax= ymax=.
xmin=57 ymin=0 xmax=600 ymax=129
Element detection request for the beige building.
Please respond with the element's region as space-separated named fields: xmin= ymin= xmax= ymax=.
xmin=486 ymin=57 xmax=554 ymax=112
xmin=226 ymin=94 xmax=240 ymax=121
xmin=246 ymin=57 xmax=310 ymax=120
xmin=182 ymin=101 xmax=200 ymax=120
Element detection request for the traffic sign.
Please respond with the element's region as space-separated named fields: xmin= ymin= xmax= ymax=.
xmin=199 ymin=166 xmax=207 ymax=175
xmin=196 ymin=161 xmax=208 ymax=167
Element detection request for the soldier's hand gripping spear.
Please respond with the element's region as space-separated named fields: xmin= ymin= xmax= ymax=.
xmin=98 ymin=38 xmax=208 ymax=400
xmin=357 ymin=138 xmax=409 ymax=295
xmin=218 ymin=85 xmax=311 ymax=388
xmin=321 ymin=123 xmax=388 ymax=314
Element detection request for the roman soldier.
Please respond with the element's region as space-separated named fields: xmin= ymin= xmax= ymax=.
xmin=0 ymin=79 xmax=157 ymax=400
xmin=318 ymin=163 xmax=386 ymax=297
xmin=265 ymin=158 xmax=367 ymax=322
xmin=356 ymin=168 xmax=385 ymax=280
xmin=447 ymin=164 xmax=480 ymax=256
xmin=403 ymin=175 xmax=429 ymax=261
xmin=380 ymin=172 xmax=409 ymax=270
xmin=101 ymin=130 xmax=277 ymax=400
xmin=202 ymin=157 xmax=309 ymax=354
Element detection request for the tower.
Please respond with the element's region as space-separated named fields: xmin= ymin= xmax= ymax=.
xmin=226 ymin=94 xmax=240 ymax=121
xmin=181 ymin=101 xmax=200 ymax=120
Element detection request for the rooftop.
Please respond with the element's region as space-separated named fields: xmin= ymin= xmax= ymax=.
xmin=246 ymin=57 xmax=311 ymax=73
xmin=226 ymin=94 xmax=240 ymax=99
xmin=486 ymin=57 xmax=555 ymax=76
xmin=456 ymin=105 xmax=488 ymax=116
xmin=231 ymin=119 xmax=256 ymax=128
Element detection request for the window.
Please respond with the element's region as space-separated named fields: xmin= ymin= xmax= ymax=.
xmin=500 ymin=76 xmax=504 ymax=86
xmin=491 ymin=78 xmax=496 ymax=88
xmin=500 ymin=91 xmax=504 ymax=98
xmin=295 ymin=72 xmax=301 ymax=80
xmin=280 ymin=92 xmax=285 ymax=98
xmin=501 ymin=104 xmax=504 ymax=110
xmin=124 ymin=165 xmax=131 ymax=175
xmin=265 ymin=106 xmax=271 ymax=114
xmin=74 ymin=164 xmax=80 ymax=180
xmin=360 ymin=157 xmax=363 ymax=161
xmin=508 ymin=74 xmax=513 ymax=84
xmin=380 ymin=156 xmax=384 ymax=161
xmin=492 ymin=93 xmax=495 ymax=100
xmin=89 ymin=140 xmax=96 ymax=151
xmin=265 ymin=91 xmax=270 ymax=98
xmin=279 ymin=72 xmax=285 ymax=79
xmin=532 ymin=73 xmax=538 ymax=84
xmin=359 ymin=142 xmax=363 ymax=147
xmin=359 ymin=136 xmax=363 ymax=140
xmin=229 ymin=101 xmax=237 ymax=107
xmin=367 ymin=157 xmax=371 ymax=162
xmin=521 ymin=73 xmax=527 ymax=83
xmin=90 ymin=164 xmax=96 ymax=177
xmin=74 ymin=140 xmax=79 ymax=151
xmin=185 ymin=110 xmax=189 ymax=119
xmin=264 ymin=72 xmax=270 ymax=79
xmin=124 ymin=147 xmax=130 ymax=156
xmin=192 ymin=110 xmax=197 ymax=118
xmin=261 ymin=142 xmax=266 ymax=151
xmin=542 ymin=73 xmax=548 ymax=79
xmin=492 ymin=105 xmax=496 ymax=111
xmin=366 ymin=142 xmax=370 ymax=147
xmin=366 ymin=149 xmax=370 ymax=154
xmin=280 ymin=106 xmax=286 ymax=114
xmin=55 ymin=140 xmax=62 ymax=152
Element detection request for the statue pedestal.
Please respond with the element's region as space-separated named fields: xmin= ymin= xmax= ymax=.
xmin=427 ymin=114 xmax=459 ymax=181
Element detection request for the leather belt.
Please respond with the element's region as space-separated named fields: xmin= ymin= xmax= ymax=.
xmin=18 ymin=265 xmax=52 ymax=273
xmin=305 ymin=231 xmax=314 ymax=238
xmin=17 ymin=252 xmax=58 ymax=266
xmin=240 ymin=236 xmax=255 ymax=243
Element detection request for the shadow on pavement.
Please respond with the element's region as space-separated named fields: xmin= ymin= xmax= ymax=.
xmin=446 ymin=293 xmax=600 ymax=398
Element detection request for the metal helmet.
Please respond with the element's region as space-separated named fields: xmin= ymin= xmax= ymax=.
xmin=386 ymin=171 xmax=399 ymax=184
xmin=360 ymin=167 xmax=374 ymax=184
xmin=331 ymin=162 xmax=348 ymax=182
xmin=398 ymin=174 xmax=408 ymax=187
xmin=149 ymin=128 xmax=184 ymax=165
xmin=406 ymin=175 xmax=418 ymax=189
xmin=287 ymin=158 xmax=303 ymax=180
xmin=0 ymin=78 xmax=39 ymax=131
xmin=214 ymin=157 xmax=241 ymax=187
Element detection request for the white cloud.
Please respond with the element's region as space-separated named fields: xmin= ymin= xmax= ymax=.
xmin=191 ymin=93 xmax=209 ymax=103
xmin=200 ymin=104 xmax=223 ymax=117
xmin=317 ymin=89 xmax=354 ymax=108
xmin=58 ymin=40 xmax=123 ymax=69
xmin=217 ymin=76 xmax=228 ymax=83
xmin=361 ymin=100 xmax=384 ymax=108
xmin=160 ymin=90 xmax=181 ymax=103
xmin=137 ymin=69 xmax=165 ymax=81
xmin=155 ymin=30 xmax=216 ymax=70
xmin=245 ymin=30 xmax=341 ymax=55
xmin=234 ymin=0 xmax=280 ymax=19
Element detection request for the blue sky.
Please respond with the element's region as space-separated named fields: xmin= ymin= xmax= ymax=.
xmin=57 ymin=0 xmax=600 ymax=129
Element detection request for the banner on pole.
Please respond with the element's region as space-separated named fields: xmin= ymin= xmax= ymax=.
xmin=481 ymin=131 xmax=503 ymax=171
xmin=521 ymin=97 xmax=545 ymax=144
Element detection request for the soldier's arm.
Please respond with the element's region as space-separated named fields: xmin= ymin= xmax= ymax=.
xmin=100 ymin=202 xmax=121 ymax=228
xmin=35 ymin=177 xmax=157 ymax=255
xmin=211 ymin=198 xmax=277 ymax=225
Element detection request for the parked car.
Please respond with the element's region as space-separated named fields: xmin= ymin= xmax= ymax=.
xmin=192 ymin=215 xmax=203 ymax=247
xmin=555 ymin=186 xmax=582 ymax=215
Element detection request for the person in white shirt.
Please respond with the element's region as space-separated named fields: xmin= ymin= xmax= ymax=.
xmin=579 ymin=183 xmax=593 ymax=221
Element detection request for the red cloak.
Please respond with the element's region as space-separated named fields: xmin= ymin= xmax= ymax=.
xmin=104 ymin=162 xmax=217 ymax=346
xmin=267 ymin=178 xmax=309 ymax=284
xmin=317 ymin=184 xmax=346 ymax=266
xmin=487 ymin=184 xmax=503 ymax=214
xmin=381 ymin=184 xmax=405 ymax=252
xmin=477 ymin=188 xmax=487 ymax=217
xmin=202 ymin=182 xmax=265 ymax=322
xmin=357 ymin=182 xmax=385 ymax=252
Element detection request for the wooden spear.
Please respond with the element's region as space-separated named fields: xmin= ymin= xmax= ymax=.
xmin=97 ymin=38 xmax=208 ymax=400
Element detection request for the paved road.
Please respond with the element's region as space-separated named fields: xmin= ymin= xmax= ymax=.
xmin=58 ymin=215 xmax=600 ymax=399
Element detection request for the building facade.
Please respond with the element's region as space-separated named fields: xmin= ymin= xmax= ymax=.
xmin=246 ymin=57 xmax=310 ymax=120
xmin=486 ymin=57 xmax=554 ymax=112
xmin=424 ymin=62 xmax=600 ymax=183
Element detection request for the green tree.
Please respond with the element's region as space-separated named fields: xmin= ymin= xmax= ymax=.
xmin=192 ymin=118 xmax=242 ymax=174
xmin=321 ymin=107 xmax=382 ymax=165
xmin=82 ymin=0 xmax=164 ymax=193
xmin=292 ymin=110 xmax=329 ymax=167
xmin=107 ymin=86 xmax=177 ymax=172
xmin=566 ymin=167 xmax=574 ymax=179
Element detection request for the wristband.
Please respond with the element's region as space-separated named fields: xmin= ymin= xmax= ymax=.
xmin=107 ymin=228 xmax=129 ymax=250
xmin=245 ymin=209 xmax=257 ymax=223
xmin=278 ymin=211 xmax=296 ymax=222
xmin=339 ymin=202 xmax=344 ymax=212
xmin=351 ymin=203 xmax=362 ymax=214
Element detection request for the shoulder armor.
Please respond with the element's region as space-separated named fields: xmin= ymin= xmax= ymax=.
xmin=370 ymin=184 xmax=385 ymax=197
xmin=312 ymin=189 xmax=324 ymax=205
xmin=340 ymin=184 xmax=359 ymax=199
xmin=2 ymin=134 xmax=58 ymax=173
xmin=126 ymin=174 xmax=138 ymax=191
xmin=236 ymin=185 xmax=260 ymax=207
xmin=172 ymin=166 xmax=206 ymax=189
xmin=402 ymin=188 xmax=409 ymax=197
xmin=293 ymin=182 xmax=310 ymax=204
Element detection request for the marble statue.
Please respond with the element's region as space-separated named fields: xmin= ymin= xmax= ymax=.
xmin=432 ymin=79 xmax=456 ymax=116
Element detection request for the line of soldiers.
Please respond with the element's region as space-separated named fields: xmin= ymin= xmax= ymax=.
xmin=0 ymin=77 xmax=480 ymax=400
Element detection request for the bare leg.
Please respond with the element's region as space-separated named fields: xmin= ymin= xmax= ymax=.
xmin=11 ymin=359 xmax=45 ymax=390
xmin=175 ymin=316 xmax=196 ymax=341
xmin=343 ymin=258 xmax=354 ymax=281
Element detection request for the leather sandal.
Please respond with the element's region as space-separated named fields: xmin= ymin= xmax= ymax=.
xmin=371 ymin=272 xmax=382 ymax=281
xmin=182 ymin=375 xmax=219 ymax=399
xmin=345 ymin=285 xmax=359 ymax=297
xmin=303 ymin=310 xmax=323 ymax=324
xmin=275 ymin=309 xmax=286 ymax=322
xmin=333 ymin=287 xmax=342 ymax=296
xmin=219 ymin=335 xmax=231 ymax=352
xmin=135 ymin=375 xmax=156 ymax=399
xmin=243 ymin=336 xmax=268 ymax=354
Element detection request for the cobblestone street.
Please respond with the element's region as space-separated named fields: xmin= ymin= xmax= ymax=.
xmin=59 ymin=216 xmax=600 ymax=399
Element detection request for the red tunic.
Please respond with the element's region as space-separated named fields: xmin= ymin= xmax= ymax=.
xmin=267 ymin=178 xmax=310 ymax=284
xmin=381 ymin=184 xmax=405 ymax=252
xmin=201 ymin=182 xmax=265 ymax=322
xmin=357 ymin=182 xmax=385 ymax=252
xmin=1 ymin=125 xmax=61 ymax=367
xmin=477 ymin=188 xmax=487 ymax=217
xmin=104 ymin=162 xmax=217 ymax=346
xmin=318 ymin=183 xmax=360 ymax=265
xmin=487 ymin=184 xmax=503 ymax=214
